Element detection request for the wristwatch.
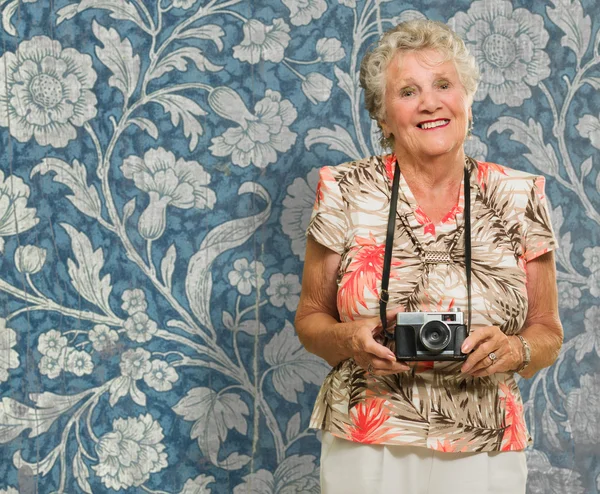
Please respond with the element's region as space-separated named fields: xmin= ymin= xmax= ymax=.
xmin=515 ymin=334 xmax=531 ymax=373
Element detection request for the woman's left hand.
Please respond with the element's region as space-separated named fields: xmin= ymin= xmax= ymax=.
xmin=460 ymin=326 xmax=522 ymax=377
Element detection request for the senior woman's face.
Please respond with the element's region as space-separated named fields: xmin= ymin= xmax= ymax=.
xmin=380 ymin=49 xmax=471 ymax=161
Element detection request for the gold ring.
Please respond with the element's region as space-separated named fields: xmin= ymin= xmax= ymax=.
xmin=367 ymin=363 xmax=374 ymax=374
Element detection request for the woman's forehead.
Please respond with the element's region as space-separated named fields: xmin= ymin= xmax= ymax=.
xmin=386 ymin=50 xmax=458 ymax=84
xmin=389 ymin=49 xmax=455 ymax=74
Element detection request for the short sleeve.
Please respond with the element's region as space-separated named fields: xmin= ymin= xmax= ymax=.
xmin=306 ymin=166 xmax=347 ymax=255
xmin=522 ymin=176 xmax=557 ymax=261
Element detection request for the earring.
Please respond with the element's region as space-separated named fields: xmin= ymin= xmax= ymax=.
xmin=467 ymin=119 xmax=473 ymax=137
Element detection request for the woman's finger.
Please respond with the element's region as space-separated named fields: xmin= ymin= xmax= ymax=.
xmin=461 ymin=326 xmax=507 ymax=374
xmin=385 ymin=305 xmax=405 ymax=324
xmin=471 ymin=354 xmax=507 ymax=377
xmin=364 ymin=355 xmax=411 ymax=375
xmin=370 ymin=306 xmax=406 ymax=335
xmin=461 ymin=339 xmax=494 ymax=373
xmin=363 ymin=337 xmax=396 ymax=362
xmin=468 ymin=352 xmax=499 ymax=374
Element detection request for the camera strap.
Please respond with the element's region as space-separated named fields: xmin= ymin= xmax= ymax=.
xmin=380 ymin=159 xmax=473 ymax=343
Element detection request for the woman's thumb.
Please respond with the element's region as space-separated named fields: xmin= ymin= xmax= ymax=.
xmin=386 ymin=305 xmax=405 ymax=322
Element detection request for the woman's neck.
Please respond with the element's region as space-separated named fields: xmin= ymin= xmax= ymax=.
xmin=394 ymin=148 xmax=466 ymax=190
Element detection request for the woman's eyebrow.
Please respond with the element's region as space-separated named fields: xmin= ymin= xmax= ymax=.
xmin=430 ymin=71 xmax=452 ymax=79
xmin=395 ymin=78 xmax=419 ymax=88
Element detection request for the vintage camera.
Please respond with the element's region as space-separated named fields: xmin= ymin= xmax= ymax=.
xmin=395 ymin=309 xmax=467 ymax=361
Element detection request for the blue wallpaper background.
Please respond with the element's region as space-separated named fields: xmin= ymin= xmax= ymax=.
xmin=0 ymin=0 xmax=598 ymax=492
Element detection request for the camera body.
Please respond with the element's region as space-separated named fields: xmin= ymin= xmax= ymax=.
xmin=395 ymin=309 xmax=467 ymax=361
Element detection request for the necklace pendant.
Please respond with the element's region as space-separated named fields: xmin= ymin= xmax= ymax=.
xmin=423 ymin=250 xmax=453 ymax=264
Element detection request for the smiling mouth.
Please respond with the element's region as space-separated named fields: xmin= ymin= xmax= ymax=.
xmin=418 ymin=120 xmax=450 ymax=130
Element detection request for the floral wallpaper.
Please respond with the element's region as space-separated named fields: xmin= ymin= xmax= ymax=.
xmin=0 ymin=0 xmax=598 ymax=493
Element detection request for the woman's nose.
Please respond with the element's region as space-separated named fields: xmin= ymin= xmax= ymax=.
xmin=418 ymin=90 xmax=442 ymax=112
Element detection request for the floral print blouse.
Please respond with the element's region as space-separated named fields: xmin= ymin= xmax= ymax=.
xmin=306 ymin=154 xmax=556 ymax=453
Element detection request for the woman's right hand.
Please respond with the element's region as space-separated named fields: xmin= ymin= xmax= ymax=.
xmin=345 ymin=308 xmax=412 ymax=376
xmin=295 ymin=239 xmax=412 ymax=373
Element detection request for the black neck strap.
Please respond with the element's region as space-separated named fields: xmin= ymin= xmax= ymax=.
xmin=380 ymin=160 xmax=472 ymax=341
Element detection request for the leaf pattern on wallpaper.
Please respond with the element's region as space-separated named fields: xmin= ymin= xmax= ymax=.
xmin=61 ymin=223 xmax=116 ymax=318
xmin=546 ymin=0 xmax=591 ymax=63
xmin=148 ymin=47 xmax=223 ymax=81
xmin=152 ymin=94 xmax=207 ymax=151
xmin=56 ymin=0 xmax=146 ymax=28
xmin=305 ymin=124 xmax=361 ymax=159
xmin=179 ymin=24 xmax=226 ymax=51
xmin=186 ymin=182 xmax=271 ymax=333
xmin=173 ymin=387 xmax=251 ymax=470
xmin=263 ymin=321 xmax=329 ymax=403
xmin=0 ymin=391 xmax=88 ymax=443
xmin=93 ymin=21 xmax=141 ymax=101
xmin=128 ymin=116 xmax=159 ymax=139
xmin=488 ymin=118 xmax=560 ymax=178
xmin=31 ymin=158 xmax=102 ymax=219
xmin=0 ymin=0 xmax=596 ymax=492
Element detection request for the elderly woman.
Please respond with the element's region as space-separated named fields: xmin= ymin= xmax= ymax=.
xmin=295 ymin=19 xmax=563 ymax=494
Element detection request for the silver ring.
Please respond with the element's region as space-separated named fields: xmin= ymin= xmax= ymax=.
xmin=367 ymin=363 xmax=374 ymax=375
xmin=488 ymin=352 xmax=497 ymax=364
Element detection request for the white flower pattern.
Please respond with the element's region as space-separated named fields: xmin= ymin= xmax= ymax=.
xmin=449 ymin=0 xmax=551 ymax=106
xmin=565 ymin=373 xmax=600 ymax=448
xmin=37 ymin=329 xmax=67 ymax=358
xmin=209 ymin=90 xmax=297 ymax=168
xmin=89 ymin=324 xmax=119 ymax=352
xmin=233 ymin=19 xmax=291 ymax=64
xmin=576 ymin=114 xmax=600 ymax=149
xmin=0 ymin=319 xmax=19 ymax=383
xmin=65 ymin=349 xmax=94 ymax=376
xmin=315 ymin=38 xmax=345 ymax=62
xmin=558 ymin=282 xmax=581 ymax=310
xmin=526 ymin=449 xmax=585 ymax=494
xmin=121 ymin=288 xmax=148 ymax=315
xmin=281 ymin=168 xmax=320 ymax=260
xmin=0 ymin=36 xmax=97 ymax=147
xmin=172 ymin=0 xmax=196 ymax=9
xmin=582 ymin=246 xmax=600 ymax=273
xmin=228 ymin=258 xmax=266 ymax=295
xmin=301 ymin=72 xmax=333 ymax=105
xmin=266 ymin=273 xmax=301 ymax=311
xmin=120 ymin=348 xmax=152 ymax=380
xmin=588 ymin=271 xmax=600 ymax=298
xmin=124 ymin=312 xmax=158 ymax=343
xmin=14 ymin=244 xmax=46 ymax=274
xmin=574 ymin=306 xmax=600 ymax=361
xmin=39 ymin=355 xmax=62 ymax=379
xmin=0 ymin=171 xmax=39 ymax=243
xmin=121 ymin=148 xmax=216 ymax=240
xmin=143 ymin=360 xmax=179 ymax=392
xmin=282 ymin=0 xmax=327 ymax=26
xmin=92 ymin=414 xmax=168 ymax=489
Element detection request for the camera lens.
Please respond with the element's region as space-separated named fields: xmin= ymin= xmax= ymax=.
xmin=419 ymin=321 xmax=451 ymax=353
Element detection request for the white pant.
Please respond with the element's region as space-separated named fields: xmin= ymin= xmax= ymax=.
xmin=320 ymin=432 xmax=527 ymax=494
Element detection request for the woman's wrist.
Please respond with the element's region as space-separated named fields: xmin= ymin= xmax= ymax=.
xmin=514 ymin=334 xmax=531 ymax=373
xmin=508 ymin=335 xmax=525 ymax=372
